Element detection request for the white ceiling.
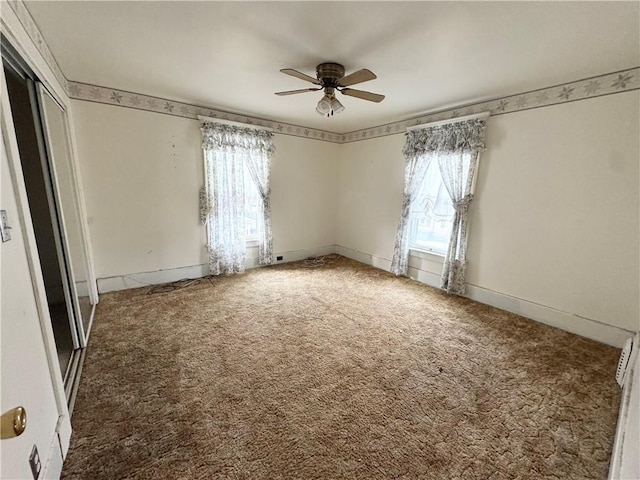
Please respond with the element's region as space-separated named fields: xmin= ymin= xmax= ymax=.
xmin=26 ymin=1 xmax=640 ymax=133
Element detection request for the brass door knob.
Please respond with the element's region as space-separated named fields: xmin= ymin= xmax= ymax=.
xmin=1 ymin=407 xmax=27 ymax=439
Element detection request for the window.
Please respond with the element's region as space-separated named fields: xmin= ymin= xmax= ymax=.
xmin=201 ymin=121 xmax=274 ymax=275
xmin=243 ymin=163 xmax=261 ymax=241
xmin=409 ymin=158 xmax=455 ymax=255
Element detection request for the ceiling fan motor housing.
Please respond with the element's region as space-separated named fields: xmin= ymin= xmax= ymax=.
xmin=316 ymin=63 xmax=345 ymax=87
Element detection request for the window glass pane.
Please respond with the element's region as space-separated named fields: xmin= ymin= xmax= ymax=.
xmin=244 ymin=162 xmax=260 ymax=239
xmin=410 ymin=157 xmax=454 ymax=254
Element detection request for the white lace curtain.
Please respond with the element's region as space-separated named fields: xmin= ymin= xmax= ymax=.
xmin=391 ymin=117 xmax=487 ymax=294
xmin=200 ymin=122 xmax=274 ymax=275
xmin=389 ymin=153 xmax=433 ymax=276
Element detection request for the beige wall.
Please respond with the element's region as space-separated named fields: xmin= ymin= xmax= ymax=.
xmin=336 ymin=134 xmax=405 ymax=261
xmin=71 ymin=100 xmax=339 ymax=279
xmin=270 ymin=133 xmax=339 ymax=253
xmin=336 ymin=91 xmax=640 ymax=333
xmin=470 ymin=92 xmax=638 ymax=332
xmin=71 ymin=90 xmax=639 ymax=337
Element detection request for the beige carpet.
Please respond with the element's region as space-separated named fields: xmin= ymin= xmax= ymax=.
xmin=62 ymin=256 xmax=621 ymax=479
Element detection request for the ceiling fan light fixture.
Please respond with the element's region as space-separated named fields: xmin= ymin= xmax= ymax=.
xmin=330 ymin=97 xmax=345 ymax=115
xmin=316 ymin=94 xmax=332 ymax=116
xmin=316 ymin=93 xmax=345 ymax=117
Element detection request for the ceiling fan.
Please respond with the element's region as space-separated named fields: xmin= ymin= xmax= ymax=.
xmin=275 ymin=63 xmax=385 ymax=117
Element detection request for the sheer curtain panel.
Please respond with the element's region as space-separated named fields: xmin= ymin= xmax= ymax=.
xmin=244 ymin=148 xmax=274 ymax=266
xmin=200 ymin=121 xmax=275 ymax=275
xmin=390 ymin=140 xmax=433 ymax=276
xmin=435 ymin=119 xmax=486 ymax=294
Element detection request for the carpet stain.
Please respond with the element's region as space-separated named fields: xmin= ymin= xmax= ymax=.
xmin=63 ymin=256 xmax=621 ymax=479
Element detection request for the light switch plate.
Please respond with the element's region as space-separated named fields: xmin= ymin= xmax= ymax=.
xmin=1 ymin=210 xmax=11 ymax=242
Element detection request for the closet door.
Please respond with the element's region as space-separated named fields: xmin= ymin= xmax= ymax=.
xmin=5 ymin=58 xmax=78 ymax=381
xmin=37 ymin=84 xmax=96 ymax=346
xmin=2 ymin=63 xmax=72 ymax=478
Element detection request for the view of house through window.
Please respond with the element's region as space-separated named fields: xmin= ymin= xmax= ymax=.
xmin=409 ymin=157 xmax=456 ymax=255
xmin=244 ymin=163 xmax=261 ymax=240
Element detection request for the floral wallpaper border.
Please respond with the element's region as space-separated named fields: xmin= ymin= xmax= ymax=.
xmin=67 ymin=81 xmax=342 ymax=143
xmin=343 ymin=68 xmax=639 ymax=143
xmin=69 ymin=67 xmax=639 ymax=144
xmin=9 ymin=0 xmax=639 ymax=144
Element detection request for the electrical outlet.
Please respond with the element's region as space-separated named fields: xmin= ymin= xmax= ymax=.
xmin=29 ymin=444 xmax=41 ymax=479
xmin=276 ymin=255 xmax=283 ymax=261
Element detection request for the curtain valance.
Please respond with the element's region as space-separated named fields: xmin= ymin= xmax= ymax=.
xmin=201 ymin=122 xmax=275 ymax=157
xmin=403 ymin=118 xmax=487 ymax=158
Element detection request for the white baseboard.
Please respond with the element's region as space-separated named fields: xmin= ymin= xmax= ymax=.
xmin=262 ymin=244 xmax=336 ymax=268
xmin=464 ymin=283 xmax=632 ymax=348
xmin=96 ymin=244 xmax=633 ymax=347
xmin=407 ymin=266 xmax=442 ymax=289
xmin=97 ymin=263 xmax=210 ymax=293
xmin=335 ymin=245 xmax=393 ymax=271
xmin=335 ymin=245 xmax=633 ymax=348
xmin=97 ymin=245 xmax=337 ymax=293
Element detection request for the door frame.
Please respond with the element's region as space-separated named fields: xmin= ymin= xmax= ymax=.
xmin=1 ymin=65 xmax=72 ymax=470
xmin=1 ymin=5 xmax=98 ymax=473
xmin=1 ymin=7 xmax=99 ymax=328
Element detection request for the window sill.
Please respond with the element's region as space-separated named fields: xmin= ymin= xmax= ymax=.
xmin=409 ymin=248 xmax=446 ymax=261
xmin=247 ymin=239 xmax=259 ymax=247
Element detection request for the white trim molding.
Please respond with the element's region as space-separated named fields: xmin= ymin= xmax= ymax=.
xmin=97 ymin=243 xmax=633 ymax=346
xmin=336 ymin=245 xmax=633 ymax=348
xmin=5 ymin=0 xmax=68 ymax=93
xmin=463 ymin=284 xmax=633 ymax=348
xmin=97 ymin=244 xmax=336 ymax=293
